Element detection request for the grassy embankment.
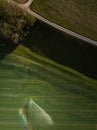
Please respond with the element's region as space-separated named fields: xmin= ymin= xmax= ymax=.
xmin=24 ymin=21 xmax=97 ymax=79
xmin=0 ymin=41 xmax=97 ymax=130
xmin=30 ymin=0 xmax=97 ymax=41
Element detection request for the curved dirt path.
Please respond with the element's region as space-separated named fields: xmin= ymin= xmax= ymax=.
xmin=26 ymin=8 xmax=97 ymax=45
xmin=8 ymin=0 xmax=33 ymax=8
xmin=8 ymin=0 xmax=97 ymax=45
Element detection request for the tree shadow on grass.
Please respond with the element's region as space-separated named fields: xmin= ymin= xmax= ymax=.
xmin=23 ymin=21 xmax=97 ymax=79
xmin=0 ymin=37 xmax=18 ymax=61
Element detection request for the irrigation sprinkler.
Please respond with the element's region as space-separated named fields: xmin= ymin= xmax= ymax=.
xmin=19 ymin=98 xmax=54 ymax=130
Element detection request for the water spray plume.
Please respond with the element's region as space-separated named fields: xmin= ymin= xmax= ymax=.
xmin=19 ymin=108 xmax=30 ymax=130
xmin=19 ymin=98 xmax=54 ymax=130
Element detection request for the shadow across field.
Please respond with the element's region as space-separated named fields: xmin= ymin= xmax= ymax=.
xmin=24 ymin=21 xmax=97 ymax=79
xmin=0 ymin=38 xmax=18 ymax=61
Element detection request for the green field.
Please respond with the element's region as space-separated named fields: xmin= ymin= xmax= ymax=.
xmin=0 ymin=43 xmax=97 ymax=130
xmin=30 ymin=0 xmax=97 ymax=41
xmin=0 ymin=1 xmax=97 ymax=129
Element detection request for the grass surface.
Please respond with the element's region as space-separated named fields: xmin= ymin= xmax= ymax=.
xmin=0 ymin=44 xmax=97 ymax=130
xmin=30 ymin=0 xmax=97 ymax=41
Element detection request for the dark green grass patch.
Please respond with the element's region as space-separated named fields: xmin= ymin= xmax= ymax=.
xmin=24 ymin=21 xmax=97 ymax=79
xmin=0 ymin=45 xmax=97 ymax=130
xmin=30 ymin=0 xmax=97 ymax=41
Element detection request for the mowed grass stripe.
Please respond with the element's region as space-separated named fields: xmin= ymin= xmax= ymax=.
xmin=0 ymin=79 xmax=45 ymax=83
xmin=1 ymin=107 xmax=97 ymax=113
xmin=1 ymin=52 xmax=82 ymax=80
